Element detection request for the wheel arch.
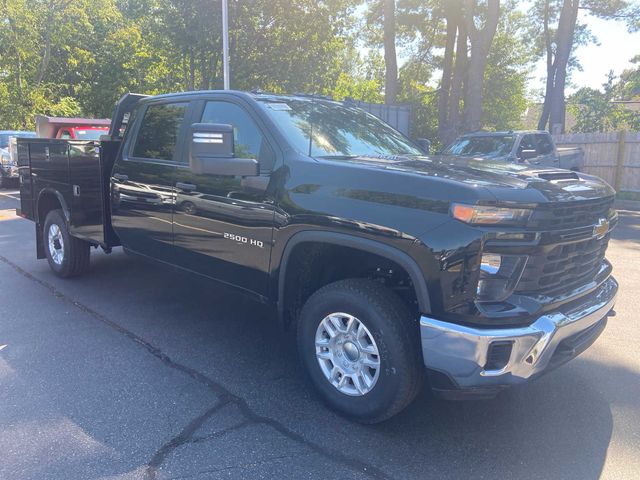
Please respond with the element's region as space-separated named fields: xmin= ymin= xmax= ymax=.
xmin=36 ymin=189 xmax=70 ymax=224
xmin=277 ymin=231 xmax=432 ymax=325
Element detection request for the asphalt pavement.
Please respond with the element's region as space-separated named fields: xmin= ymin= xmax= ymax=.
xmin=1 ymin=188 xmax=639 ymax=480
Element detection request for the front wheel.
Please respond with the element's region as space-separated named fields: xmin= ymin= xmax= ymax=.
xmin=297 ymin=279 xmax=423 ymax=423
xmin=44 ymin=209 xmax=90 ymax=278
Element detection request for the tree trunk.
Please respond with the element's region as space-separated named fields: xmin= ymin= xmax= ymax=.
xmin=383 ymin=0 xmax=398 ymax=104
xmin=35 ymin=3 xmax=54 ymax=86
xmin=548 ymin=0 xmax=579 ymax=133
xmin=448 ymin=24 xmax=468 ymax=144
xmin=537 ymin=0 xmax=554 ymax=130
xmin=188 ymin=47 xmax=195 ymax=91
xmin=538 ymin=0 xmax=579 ymax=133
xmin=438 ymin=3 xmax=458 ymax=143
xmin=462 ymin=0 xmax=500 ymax=133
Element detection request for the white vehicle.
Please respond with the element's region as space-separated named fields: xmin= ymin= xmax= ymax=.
xmin=0 ymin=131 xmax=36 ymax=187
xmin=440 ymin=130 xmax=584 ymax=171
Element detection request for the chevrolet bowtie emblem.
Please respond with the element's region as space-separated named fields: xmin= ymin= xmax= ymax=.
xmin=593 ymin=218 xmax=609 ymax=239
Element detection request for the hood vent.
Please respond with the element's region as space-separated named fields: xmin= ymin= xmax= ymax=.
xmin=537 ymin=171 xmax=580 ymax=182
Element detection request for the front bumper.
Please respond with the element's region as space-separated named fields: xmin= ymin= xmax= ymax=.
xmin=420 ymin=275 xmax=618 ymax=396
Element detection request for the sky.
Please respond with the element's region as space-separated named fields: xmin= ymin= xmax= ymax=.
xmin=531 ymin=13 xmax=640 ymax=96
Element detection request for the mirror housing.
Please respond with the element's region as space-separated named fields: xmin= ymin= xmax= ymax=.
xmin=190 ymin=123 xmax=258 ymax=176
xmin=519 ymin=149 xmax=538 ymax=161
xmin=415 ymin=138 xmax=431 ymax=155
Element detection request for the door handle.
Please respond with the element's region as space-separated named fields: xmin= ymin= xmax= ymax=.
xmin=176 ymin=182 xmax=196 ymax=191
xmin=113 ymin=173 xmax=128 ymax=181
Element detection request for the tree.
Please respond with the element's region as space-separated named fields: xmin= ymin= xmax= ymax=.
xmin=616 ymin=55 xmax=640 ymax=100
xmin=568 ymin=70 xmax=640 ymax=132
xmin=482 ymin=1 xmax=535 ymax=130
xmin=0 ymin=0 xmax=362 ymax=126
xmin=534 ymin=0 xmax=640 ymax=133
xmin=383 ymin=0 xmax=399 ymax=103
xmin=437 ymin=0 xmax=465 ymax=144
xmin=437 ymin=0 xmax=501 ymax=143
xmin=462 ymin=0 xmax=500 ymax=132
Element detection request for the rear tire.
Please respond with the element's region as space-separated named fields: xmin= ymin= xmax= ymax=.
xmin=297 ymin=278 xmax=423 ymax=423
xmin=43 ymin=209 xmax=90 ymax=278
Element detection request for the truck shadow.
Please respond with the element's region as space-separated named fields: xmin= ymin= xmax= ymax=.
xmin=610 ymin=210 xmax=640 ymax=246
xmin=70 ymin=249 xmax=627 ymax=480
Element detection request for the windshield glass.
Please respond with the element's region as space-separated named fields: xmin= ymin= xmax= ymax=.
xmin=258 ymin=98 xmax=421 ymax=158
xmin=443 ymin=135 xmax=514 ymax=158
xmin=74 ymin=128 xmax=108 ymax=140
xmin=0 ymin=132 xmax=36 ymax=148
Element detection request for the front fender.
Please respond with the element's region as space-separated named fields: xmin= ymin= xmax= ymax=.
xmin=276 ymin=230 xmax=433 ymax=320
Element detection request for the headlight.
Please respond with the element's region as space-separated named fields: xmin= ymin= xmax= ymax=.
xmin=451 ymin=203 xmax=532 ymax=226
xmin=477 ymin=253 xmax=527 ymax=302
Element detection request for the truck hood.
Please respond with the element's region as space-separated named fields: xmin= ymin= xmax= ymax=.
xmin=333 ymin=154 xmax=614 ymax=204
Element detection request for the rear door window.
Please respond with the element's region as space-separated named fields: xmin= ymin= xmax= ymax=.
xmin=520 ymin=135 xmax=537 ymax=153
xmin=132 ymin=102 xmax=188 ymax=161
xmin=536 ymin=134 xmax=554 ymax=155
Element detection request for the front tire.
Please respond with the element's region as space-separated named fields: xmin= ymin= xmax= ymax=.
xmin=297 ymin=279 xmax=423 ymax=423
xmin=44 ymin=209 xmax=90 ymax=278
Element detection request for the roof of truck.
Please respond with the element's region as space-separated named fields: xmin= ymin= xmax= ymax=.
xmin=459 ymin=130 xmax=550 ymax=137
xmin=139 ymin=90 xmax=341 ymax=104
xmin=34 ymin=116 xmax=111 ymax=127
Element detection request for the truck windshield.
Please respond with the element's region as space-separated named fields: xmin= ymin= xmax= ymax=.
xmin=73 ymin=128 xmax=108 ymax=140
xmin=257 ymin=98 xmax=421 ymax=158
xmin=443 ymin=135 xmax=514 ymax=158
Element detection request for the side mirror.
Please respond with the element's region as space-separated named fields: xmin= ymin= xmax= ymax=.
xmin=415 ymin=138 xmax=431 ymax=155
xmin=519 ymin=149 xmax=538 ymax=161
xmin=190 ymin=123 xmax=258 ymax=176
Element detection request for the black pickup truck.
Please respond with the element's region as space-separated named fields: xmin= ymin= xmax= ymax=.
xmin=17 ymin=91 xmax=618 ymax=423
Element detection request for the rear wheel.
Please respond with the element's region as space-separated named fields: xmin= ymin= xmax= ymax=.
xmin=44 ymin=209 xmax=90 ymax=277
xmin=297 ymin=278 xmax=423 ymax=423
xmin=181 ymin=201 xmax=197 ymax=215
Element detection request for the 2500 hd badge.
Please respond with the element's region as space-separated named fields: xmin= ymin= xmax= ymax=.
xmin=224 ymin=232 xmax=264 ymax=248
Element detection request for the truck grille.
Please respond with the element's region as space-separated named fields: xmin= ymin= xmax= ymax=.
xmin=528 ymin=196 xmax=614 ymax=230
xmin=516 ymin=235 xmax=610 ymax=295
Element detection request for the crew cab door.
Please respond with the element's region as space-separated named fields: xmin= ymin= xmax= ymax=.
xmin=172 ymin=99 xmax=277 ymax=297
xmin=110 ymin=100 xmax=191 ymax=262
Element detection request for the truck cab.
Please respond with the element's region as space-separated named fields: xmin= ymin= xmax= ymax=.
xmin=441 ymin=130 xmax=583 ymax=170
xmin=55 ymin=125 xmax=109 ymax=140
xmin=17 ymin=91 xmax=618 ymax=423
xmin=35 ymin=115 xmax=110 ymax=139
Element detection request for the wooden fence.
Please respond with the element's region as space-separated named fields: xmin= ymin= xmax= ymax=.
xmin=553 ymin=132 xmax=640 ymax=192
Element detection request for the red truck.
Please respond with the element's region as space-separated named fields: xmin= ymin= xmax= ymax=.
xmin=35 ymin=115 xmax=110 ymax=140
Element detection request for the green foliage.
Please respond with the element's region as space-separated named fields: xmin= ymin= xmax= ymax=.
xmin=397 ymin=59 xmax=438 ymax=143
xmin=568 ymin=71 xmax=640 ymax=132
xmin=0 ymin=0 xmax=634 ymax=137
xmin=616 ymin=55 xmax=640 ymax=100
xmin=481 ymin=2 xmax=534 ymax=130
xmin=0 ymin=0 xmax=363 ymax=128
